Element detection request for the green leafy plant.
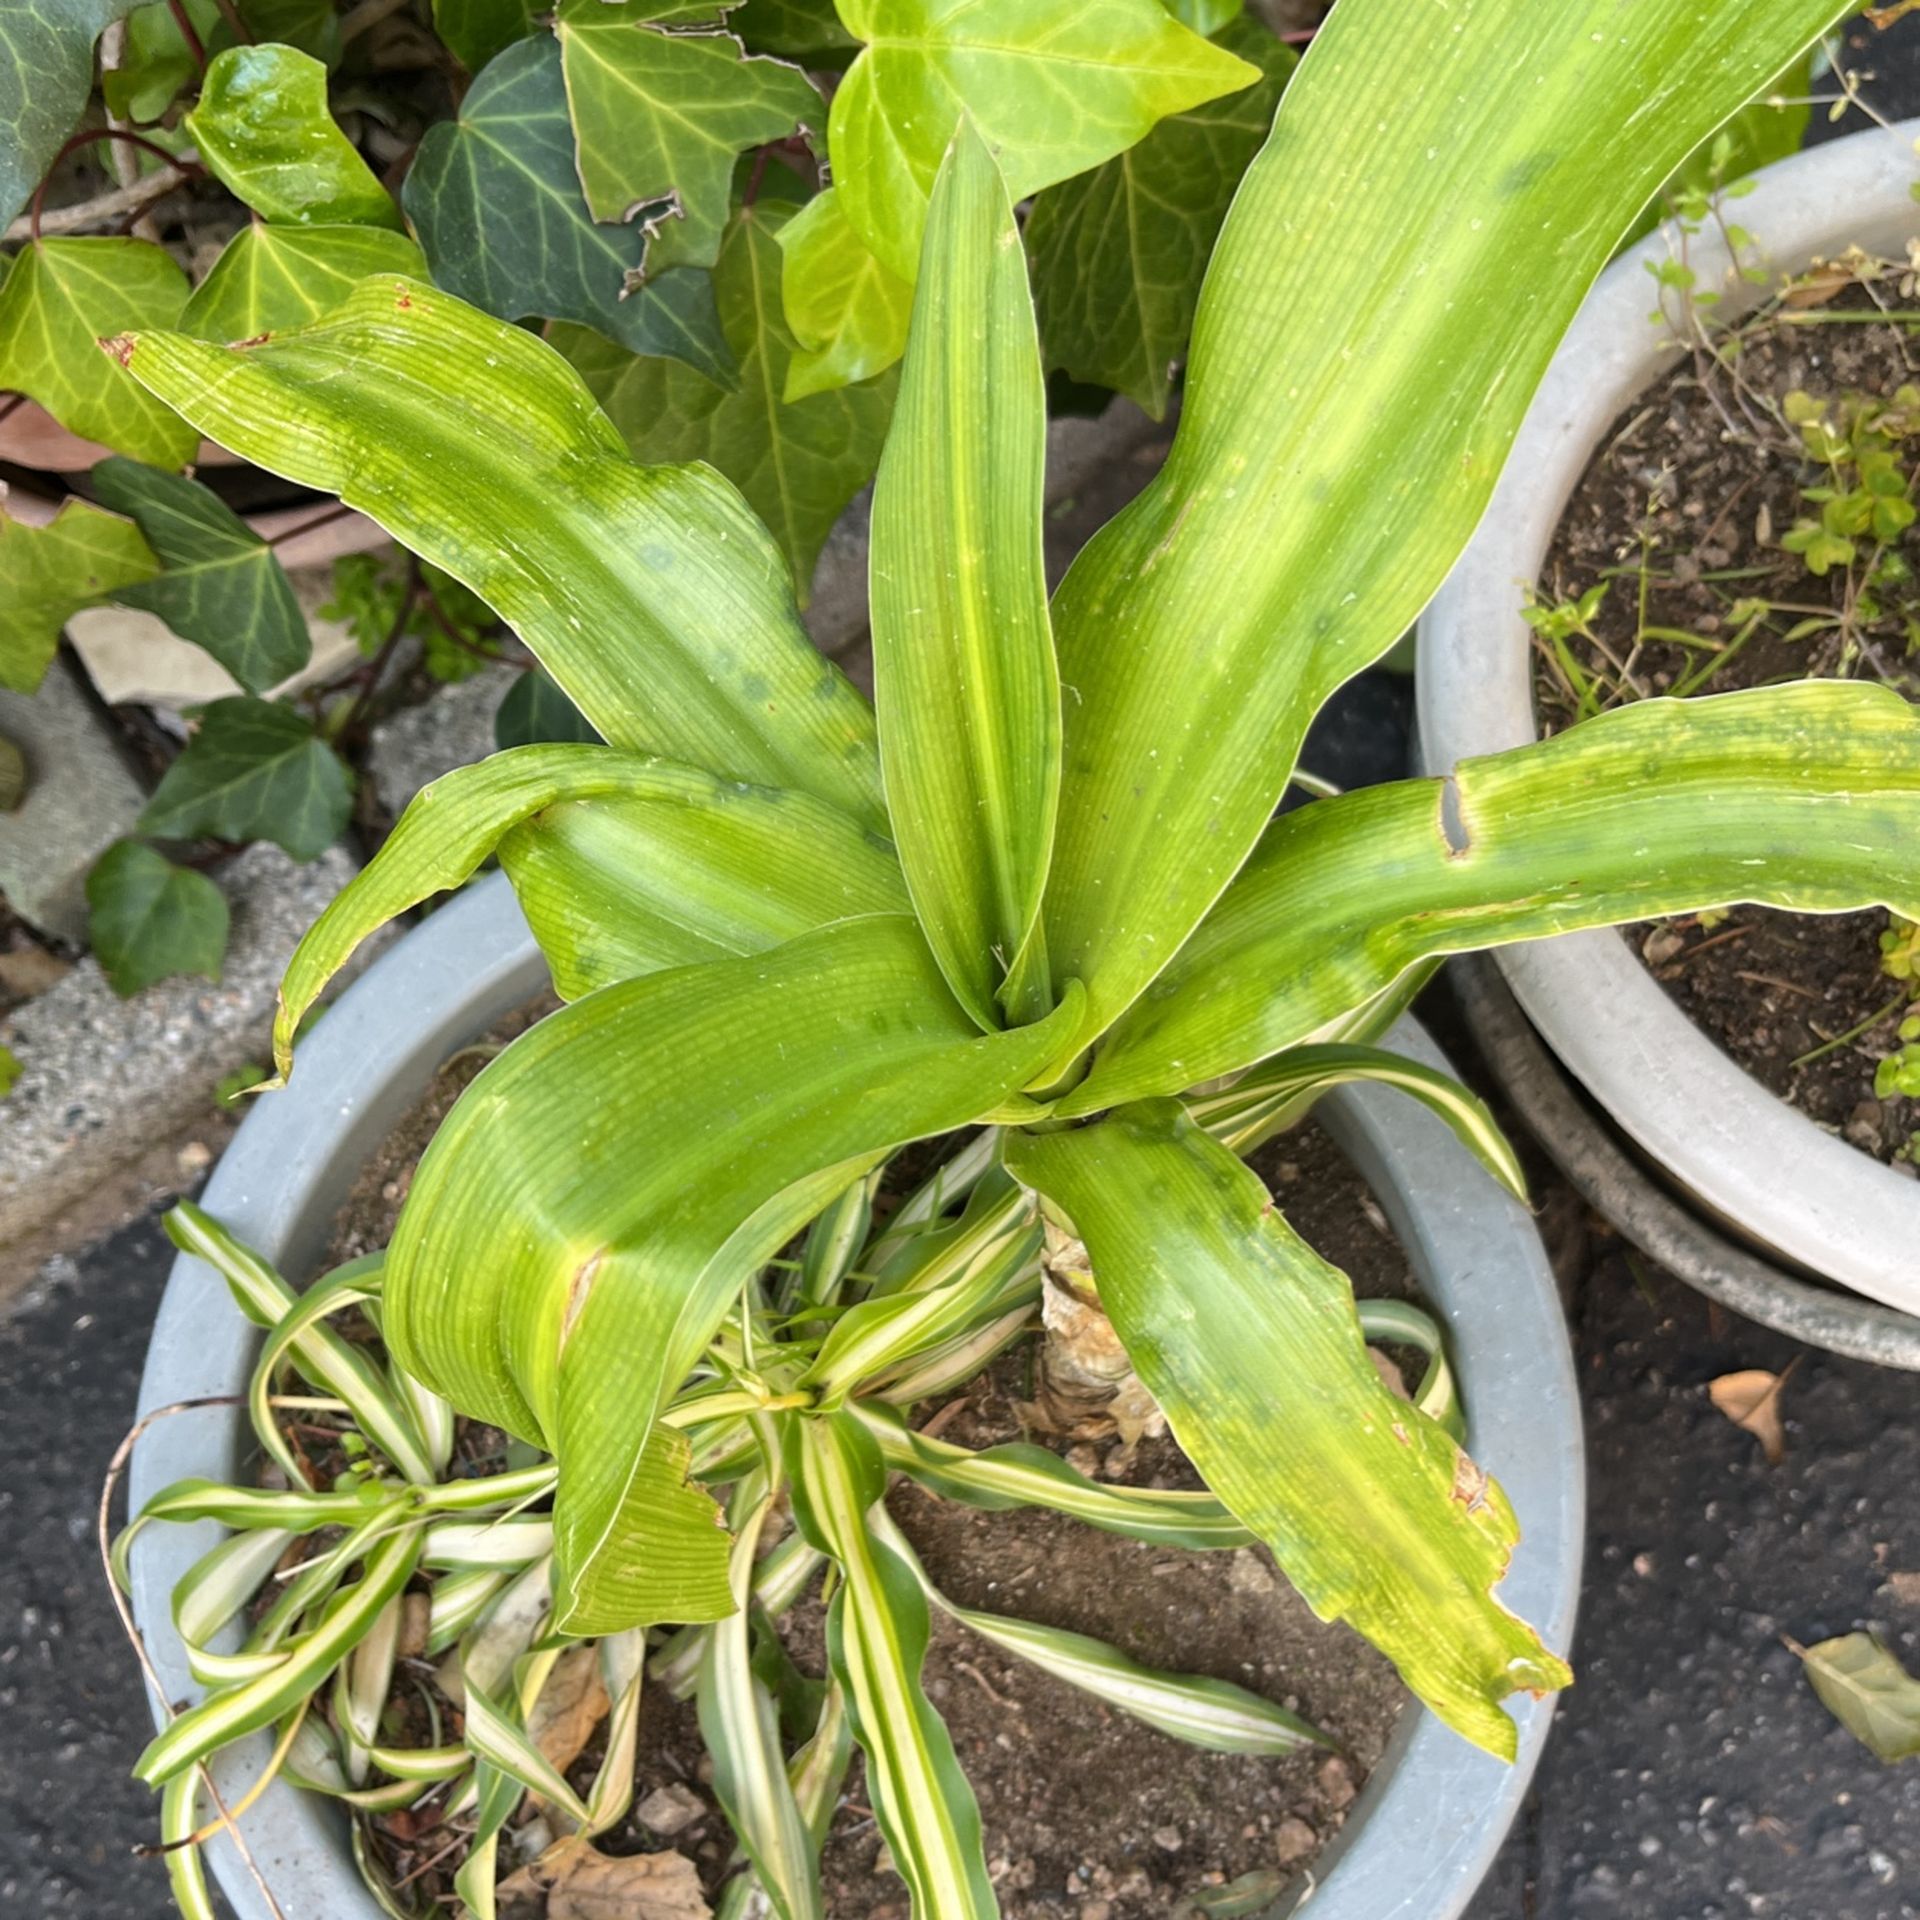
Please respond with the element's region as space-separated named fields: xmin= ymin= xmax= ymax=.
xmin=109 ymin=0 xmax=1920 ymax=1912
xmin=4 ymin=0 xmax=1286 ymax=999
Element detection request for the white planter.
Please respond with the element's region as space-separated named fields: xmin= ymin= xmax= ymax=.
xmin=130 ymin=875 xmax=1582 ymax=1920
xmin=1417 ymin=120 xmax=1920 ymax=1315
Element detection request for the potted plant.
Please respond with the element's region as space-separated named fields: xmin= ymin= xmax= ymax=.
xmin=114 ymin=0 xmax=1902 ymax=1913
xmin=1417 ymin=114 xmax=1920 ymax=1316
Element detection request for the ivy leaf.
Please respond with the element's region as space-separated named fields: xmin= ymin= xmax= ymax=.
xmin=730 ymin=0 xmax=855 ymax=55
xmin=0 ymin=240 xmax=196 ymax=468
xmin=555 ymin=0 xmax=821 ymax=267
xmin=0 ymin=0 xmax=134 ymax=231
xmin=1795 ymin=1632 xmax=1920 ymax=1762
xmin=138 ymin=697 xmax=354 ymax=860
xmin=85 ymin=840 xmax=230 ymax=997
xmin=556 ymin=205 xmax=896 ymax=599
xmin=178 ymin=222 xmax=428 ymax=341
xmin=777 ymin=186 xmax=912 ymax=400
xmin=829 ymin=0 xmax=1261 ymax=279
xmin=432 ymin=0 xmax=541 ymax=71
xmin=404 ymin=33 xmax=735 ymax=382
xmin=1026 ymin=17 xmax=1293 ymax=419
xmin=494 ymin=666 xmax=602 ymax=749
xmin=1164 ymin=0 xmax=1242 ymax=29
xmin=104 ymin=0 xmax=219 ymax=122
xmin=90 ymin=458 xmax=310 ymax=693
xmin=184 ymin=44 xmax=401 ymax=227
xmin=0 ymin=497 xmax=158 ymax=694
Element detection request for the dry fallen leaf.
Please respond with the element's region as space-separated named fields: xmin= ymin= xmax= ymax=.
xmin=1790 ymin=1632 xmax=1920 ymax=1762
xmin=499 ymin=1846 xmax=712 ymax=1920
xmin=529 ymin=1644 xmax=611 ymax=1781
xmin=1708 ymin=1365 xmax=1795 ymax=1465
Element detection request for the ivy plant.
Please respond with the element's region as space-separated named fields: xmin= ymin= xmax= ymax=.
xmin=3 ymin=0 xmax=1295 ymax=995
xmin=106 ymin=0 xmax=1908 ymax=1913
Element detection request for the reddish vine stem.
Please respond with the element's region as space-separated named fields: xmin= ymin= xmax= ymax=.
xmin=418 ymin=575 xmax=520 ymax=670
xmin=164 ymin=0 xmax=210 ymax=72
xmin=341 ymin=554 xmax=423 ymax=740
xmin=265 ymin=499 xmax=360 ymax=549
xmin=207 ymin=0 xmax=255 ymax=43
xmin=29 ymin=128 xmax=199 ymax=245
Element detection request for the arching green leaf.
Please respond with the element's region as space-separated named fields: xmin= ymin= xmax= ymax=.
xmin=90 ymin=458 xmax=309 ymax=693
xmin=0 ymin=240 xmax=195 ymax=467
xmin=558 ymin=205 xmax=895 ymax=599
xmin=117 ymin=278 xmax=886 ymax=828
xmin=138 ymin=697 xmax=353 ymax=860
xmin=776 ymin=186 xmax=913 ymax=400
xmin=1026 ymin=17 xmax=1293 ymax=419
xmin=869 ymin=124 xmax=1058 ymax=1029
xmin=385 ymin=916 xmax=1084 ymax=1633
xmin=85 ymin=841 xmax=229 ymax=996
xmin=1006 ymin=1103 xmax=1570 ymax=1760
xmin=271 ymin=743 xmax=908 ymax=1071
xmin=105 ymin=0 xmax=217 ymax=123
xmin=1072 ymin=683 xmax=1920 ymax=1113
xmin=555 ymin=0 xmax=821 ymax=262
xmin=0 ymin=497 xmax=157 ymax=695
xmin=829 ymin=0 xmax=1260 ymax=280
xmin=179 ymin=223 xmax=428 ymax=341
xmin=787 ymin=1414 xmax=996 ymax=1920
xmin=184 ymin=44 xmax=401 ymax=227
xmin=405 ymin=32 xmax=733 ymax=381
xmin=0 ymin=0 xmax=134 ymax=231
xmin=1038 ymin=0 xmax=1856 ymax=1052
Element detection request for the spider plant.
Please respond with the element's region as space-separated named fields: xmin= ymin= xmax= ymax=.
xmin=116 ymin=0 xmax=1915 ymax=1912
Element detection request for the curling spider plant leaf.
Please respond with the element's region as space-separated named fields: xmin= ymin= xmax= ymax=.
xmin=116 ymin=278 xmax=885 ymax=829
xmin=827 ymin=0 xmax=1261 ymax=283
xmin=874 ymin=1507 xmax=1330 ymax=1756
xmin=698 ymin=1490 xmax=825 ymax=1920
xmin=268 ymin=744 xmax=908 ymax=1077
xmin=1184 ymin=1042 xmax=1527 ymax=1200
xmin=870 ymin=123 xmax=1060 ymax=1031
xmin=1071 ymin=683 xmax=1920 ymax=1112
xmin=1039 ymin=0 xmax=1858 ymax=1050
xmin=384 ymin=915 xmax=1085 ymax=1635
xmin=1005 ymin=1104 xmax=1571 ymax=1760
xmin=787 ymin=1412 xmax=996 ymax=1920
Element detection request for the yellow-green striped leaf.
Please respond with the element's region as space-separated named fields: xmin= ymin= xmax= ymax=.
xmin=1006 ymin=1103 xmax=1569 ymax=1759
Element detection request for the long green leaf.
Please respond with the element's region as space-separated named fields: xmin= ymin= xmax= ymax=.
xmin=874 ymin=1507 xmax=1330 ymax=1756
xmin=270 ymin=744 xmax=908 ymax=1076
xmin=699 ymin=1489 xmax=824 ymax=1920
xmin=116 ymin=279 xmax=885 ymax=827
xmin=1006 ymin=1104 xmax=1569 ymax=1759
xmin=853 ymin=1401 xmax=1247 ymax=1553
xmin=1072 ymin=683 xmax=1920 ymax=1112
xmin=1038 ymin=0 xmax=1854 ymax=1048
xmin=788 ymin=1413 xmax=997 ymax=1920
xmin=870 ymin=121 xmax=1060 ymax=1030
xmin=1185 ymin=1043 xmax=1526 ymax=1200
xmin=386 ymin=915 xmax=1084 ymax=1634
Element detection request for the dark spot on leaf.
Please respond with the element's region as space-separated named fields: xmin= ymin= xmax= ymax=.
xmin=1499 ymin=151 xmax=1557 ymax=197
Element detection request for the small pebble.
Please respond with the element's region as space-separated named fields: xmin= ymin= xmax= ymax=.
xmin=1317 ymin=1755 xmax=1357 ymax=1810
xmin=1153 ymin=1825 xmax=1184 ymax=1853
xmin=1274 ymin=1816 xmax=1318 ymax=1865
xmin=635 ymin=1783 xmax=704 ymax=1836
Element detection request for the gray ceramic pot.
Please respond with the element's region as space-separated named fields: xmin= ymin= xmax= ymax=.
xmin=130 ymin=873 xmax=1582 ymax=1920
xmin=1417 ymin=120 xmax=1920 ymax=1314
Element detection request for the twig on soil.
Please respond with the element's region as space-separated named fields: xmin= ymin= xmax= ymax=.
xmin=7 ymin=154 xmax=197 ymax=244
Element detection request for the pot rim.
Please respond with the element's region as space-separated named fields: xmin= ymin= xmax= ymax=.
xmin=1416 ymin=117 xmax=1920 ymax=1314
xmin=129 ymin=873 xmax=1582 ymax=1920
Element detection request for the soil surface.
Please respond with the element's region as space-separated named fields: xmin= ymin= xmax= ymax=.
xmin=1534 ymin=282 xmax=1920 ymax=1166
xmin=320 ymin=1025 xmax=1410 ymax=1919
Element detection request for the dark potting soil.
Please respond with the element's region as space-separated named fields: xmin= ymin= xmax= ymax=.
xmin=318 ymin=1015 xmax=1412 ymax=1919
xmin=1533 ymin=279 xmax=1920 ymax=1168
